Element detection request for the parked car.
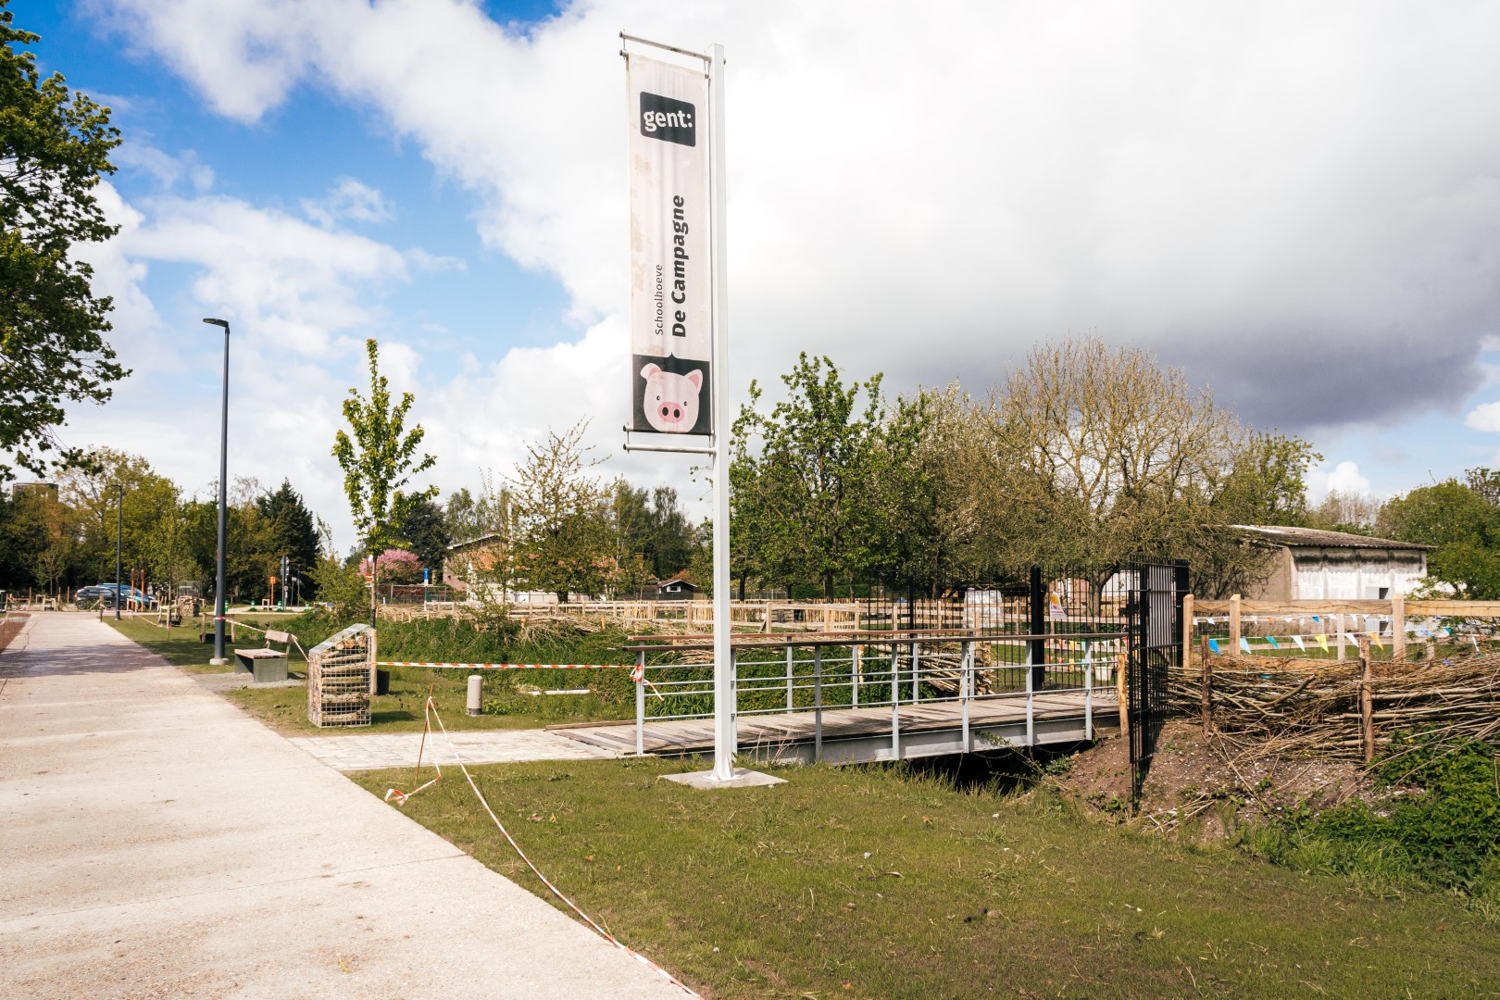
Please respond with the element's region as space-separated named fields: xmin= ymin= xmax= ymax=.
xmin=74 ymin=584 xmax=155 ymax=608
xmin=74 ymin=585 xmax=118 ymax=606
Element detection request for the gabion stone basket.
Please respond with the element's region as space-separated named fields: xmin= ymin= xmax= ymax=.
xmin=307 ymin=623 xmax=374 ymax=728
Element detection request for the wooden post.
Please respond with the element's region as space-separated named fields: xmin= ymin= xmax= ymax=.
xmin=1116 ymin=650 xmax=1129 ymax=738
xmin=1182 ymin=593 xmax=1194 ymax=668
xmin=1336 ymin=613 xmax=1346 ymax=662
xmin=1228 ymin=594 xmax=1241 ymax=655
xmin=1391 ymin=594 xmax=1406 ymax=662
xmin=1200 ymin=638 xmax=1212 ymax=740
xmin=1358 ymin=634 xmax=1374 ymax=764
xmin=368 ymin=627 xmax=379 ymax=696
xmin=1425 ymin=639 xmax=1435 ymax=666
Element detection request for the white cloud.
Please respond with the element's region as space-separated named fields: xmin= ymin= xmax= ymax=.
xmin=1465 ymin=401 xmax=1500 ymax=433
xmin=301 ymin=177 xmax=395 ymax=228
xmin=68 ymin=0 xmax=1500 ymax=546
xmin=1307 ymin=460 xmax=1372 ymax=500
xmin=93 ymin=0 xmax=1500 ymax=434
xmin=113 ymin=141 xmax=215 ymax=192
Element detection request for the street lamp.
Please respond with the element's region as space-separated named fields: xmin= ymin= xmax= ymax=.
xmin=113 ymin=483 xmax=123 ymax=621
xmin=203 ymin=317 xmax=231 ymax=665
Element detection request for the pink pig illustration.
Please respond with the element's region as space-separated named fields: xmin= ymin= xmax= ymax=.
xmin=640 ymin=363 xmax=703 ymax=433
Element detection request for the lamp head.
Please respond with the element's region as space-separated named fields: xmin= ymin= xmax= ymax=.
xmin=202 ymin=317 xmax=229 ymax=330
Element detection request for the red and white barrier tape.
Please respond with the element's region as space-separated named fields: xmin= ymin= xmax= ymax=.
xmin=376 ymin=661 xmax=629 ymax=671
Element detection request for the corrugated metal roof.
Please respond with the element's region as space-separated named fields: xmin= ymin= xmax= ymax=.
xmin=1228 ymin=524 xmax=1430 ymax=550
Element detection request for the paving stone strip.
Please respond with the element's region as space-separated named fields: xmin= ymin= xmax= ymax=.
xmin=289 ymin=728 xmax=620 ymax=771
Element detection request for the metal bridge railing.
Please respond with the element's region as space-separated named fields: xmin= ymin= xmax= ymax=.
xmin=626 ymin=630 xmax=1126 ymax=760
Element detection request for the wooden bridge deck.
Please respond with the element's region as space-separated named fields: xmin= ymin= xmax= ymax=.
xmin=552 ymin=690 xmax=1119 ymax=764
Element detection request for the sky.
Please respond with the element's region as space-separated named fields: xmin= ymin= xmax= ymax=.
xmin=19 ymin=0 xmax=1500 ymax=551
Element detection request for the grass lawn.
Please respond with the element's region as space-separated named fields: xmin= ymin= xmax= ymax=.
xmin=350 ymin=758 xmax=1500 ymax=999
xmin=107 ymin=615 xmax=636 ymax=735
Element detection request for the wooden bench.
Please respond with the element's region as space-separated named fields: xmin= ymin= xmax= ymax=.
xmin=232 ymin=629 xmax=295 ymax=683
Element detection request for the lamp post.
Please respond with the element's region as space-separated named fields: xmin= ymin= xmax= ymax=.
xmin=203 ymin=317 xmax=231 ymax=665
xmin=113 ymin=483 xmax=123 ymax=621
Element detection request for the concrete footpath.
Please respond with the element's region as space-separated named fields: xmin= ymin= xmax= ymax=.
xmin=0 ymin=613 xmax=686 ymax=1000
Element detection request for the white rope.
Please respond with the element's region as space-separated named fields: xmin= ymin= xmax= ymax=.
xmin=413 ymin=697 xmax=698 ymax=997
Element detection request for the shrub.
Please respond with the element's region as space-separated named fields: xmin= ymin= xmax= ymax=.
xmin=1246 ymin=730 xmax=1499 ymax=896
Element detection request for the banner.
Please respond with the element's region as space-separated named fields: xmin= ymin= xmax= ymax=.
xmin=626 ymin=53 xmax=712 ymax=435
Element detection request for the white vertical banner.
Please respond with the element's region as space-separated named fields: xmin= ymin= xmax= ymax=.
xmin=626 ymin=53 xmax=712 ymax=436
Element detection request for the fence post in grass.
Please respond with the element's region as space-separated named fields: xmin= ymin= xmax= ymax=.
xmin=1425 ymin=638 xmax=1435 ymax=666
xmin=1336 ymin=614 xmax=1346 ymax=662
xmin=1200 ymin=635 xmax=1213 ymax=737
xmin=1228 ymin=594 xmax=1241 ymax=656
xmin=368 ymin=627 xmax=379 ymax=696
xmin=1391 ymin=593 xmax=1406 ymax=662
xmin=1358 ymin=633 xmax=1375 ymax=764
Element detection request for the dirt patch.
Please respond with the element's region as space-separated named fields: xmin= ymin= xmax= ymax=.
xmin=1051 ymin=718 xmax=1373 ymax=840
xmin=0 ymin=613 xmax=29 ymax=654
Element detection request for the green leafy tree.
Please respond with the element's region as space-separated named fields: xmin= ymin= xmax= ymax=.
xmin=611 ymin=480 xmax=701 ymax=582
xmin=732 ymin=354 xmax=890 ymax=598
xmin=0 ymin=3 xmax=127 ymax=481
xmin=255 ymin=479 xmax=321 ymax=599
xmin=58 ymin=448 xmax=190 ymax=593
xmin=331 ymin=339 xmax=437 ymax=621
xmin=394 ymin=496 xmax=449 ymax=580
xmin=506 ymin=421 xmax=617 ymax=602
xmin=443 ymin=483 xmax=504 ymax=544
xmin=1379 ymin=480 xmax=1500 ymax=598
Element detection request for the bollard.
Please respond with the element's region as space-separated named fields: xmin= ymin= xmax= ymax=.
xmin=466 ymin=674 xmax=483 ymax=717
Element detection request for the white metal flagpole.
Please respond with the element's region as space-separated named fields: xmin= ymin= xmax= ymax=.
xmin=708 ymin=41 xmax=734 ymax=782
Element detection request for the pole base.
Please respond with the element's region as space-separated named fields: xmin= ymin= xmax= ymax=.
xmin=662 ymin=768 xmax=786 ymax=789
xmin=208 ymin=657 xmax=227 ymax=667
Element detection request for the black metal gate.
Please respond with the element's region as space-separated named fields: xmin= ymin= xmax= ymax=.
xmin=1128 ymin=561 xmax=1188 ymax=806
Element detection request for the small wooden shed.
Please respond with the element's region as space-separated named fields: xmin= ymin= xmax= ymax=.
xmin=1229 ymin=525 xmax=1429 ymax=601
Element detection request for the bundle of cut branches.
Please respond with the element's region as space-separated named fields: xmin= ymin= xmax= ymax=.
xmin=1169 ymin=652 xmax=1500 ymax=759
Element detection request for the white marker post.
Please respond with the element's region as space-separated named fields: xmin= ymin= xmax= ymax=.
xmin=622 ymin=36 xmax=781 ymax=788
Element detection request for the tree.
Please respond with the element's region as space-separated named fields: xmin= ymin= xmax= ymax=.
xmin=1305 ymin=489 xmax=1381 ymax=534
xmin=506 ymin=421 xmax=617 ymax=602
xmin=611 ymin=480 xmax=701 ymax=582
xmin=731 ymin=354 xmax=890 ymax=598
xmin=394 ymin=496 xmax=449 ymax=580
xmin=331 ymin=339 xmax=437 ymax=621
xmin=255 ymin=479 xmax=320 ymax=599
xmin=0 ymin=2 xmax=127 ymax=481
xmin=1379 ymin=480 xmax=1500 ymax=598
xmin=919 ymin=340 xmax=1315 ymax=599
xmin=58 ymin=448 xmax=192 ymax=593
xmin=443 ymin=479 xmax=510 ymax=545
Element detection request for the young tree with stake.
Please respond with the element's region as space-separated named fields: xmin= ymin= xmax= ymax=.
xmin=331 ymin=339 xmax=436 ymax=627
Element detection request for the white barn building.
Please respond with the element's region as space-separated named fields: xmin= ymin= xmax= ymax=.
xmin=1230 ymin=525 xmax=1429 ymax=601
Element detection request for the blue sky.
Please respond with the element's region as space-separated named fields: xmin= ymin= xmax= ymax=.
xmin=21 ymin=1 xmax=1500 ymax=549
